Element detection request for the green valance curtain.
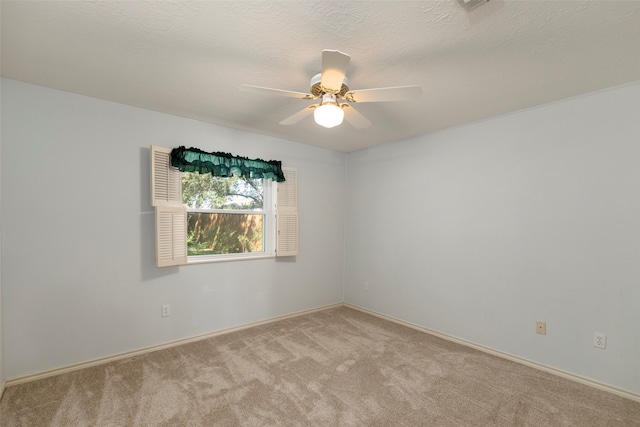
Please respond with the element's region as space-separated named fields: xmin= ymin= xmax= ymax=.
xmin=170 ymin=146 xmax=286 ymax=182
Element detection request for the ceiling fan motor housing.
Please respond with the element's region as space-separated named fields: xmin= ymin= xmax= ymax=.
xmin=310 ymin=73 xmax=349 ymax=97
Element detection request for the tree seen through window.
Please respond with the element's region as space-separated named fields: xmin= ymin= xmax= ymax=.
xmin=182 ymin=172 xmax=265 ymax=256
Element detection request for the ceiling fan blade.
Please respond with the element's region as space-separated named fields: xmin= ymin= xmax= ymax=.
xmin=239 ymin=84 xmax=314 ymax=100
xmin=279 ymin=105 xmax=316 ymax=125
xmin=342 ymin=104 xmax=371 ymax=129
xmin=321 ymin=50 xmax=351 ymax=93
xmin=345 ymin=86 xmax=422 ymax=103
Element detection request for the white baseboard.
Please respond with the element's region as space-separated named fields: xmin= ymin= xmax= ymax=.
xmin=5 ymin=302 xmax=639 ymax=404
xmin=4 ymin=303 xmax=343 ymax=389
xmin=344 ymin=303 xmax=640 ymax=403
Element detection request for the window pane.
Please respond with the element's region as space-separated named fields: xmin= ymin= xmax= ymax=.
xmin=182 ymin=173 xmax=263 ymax=210
xmin=187 ymin=212 xmax=263 ymax=255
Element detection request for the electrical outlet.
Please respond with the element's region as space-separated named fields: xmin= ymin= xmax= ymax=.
xmin=363 ymin=282 xmax=369 ymax=292
xmin=594 ymin=333 xmax=606 ymax=349
xmin=161 ymin=304 xmax=171 ymax=317
xmin=536 ymin=321 xmax=546 ymax=335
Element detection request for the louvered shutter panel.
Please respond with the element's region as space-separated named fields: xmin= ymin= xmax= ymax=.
xmin=151 ymin=145 xmax=182 ymax=207
xmin=276 ymin=167 xmax=298 ymax=256
xmin=155 ymin=206 xmax=188 ymax=267
xmin=151 ymin=146 xmax=187 ymax=267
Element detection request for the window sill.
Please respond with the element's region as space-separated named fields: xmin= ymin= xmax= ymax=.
xmin=187 ymin=253 xmax=275 ymax=265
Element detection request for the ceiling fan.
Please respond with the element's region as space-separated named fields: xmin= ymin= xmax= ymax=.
xmin=239 ymin=50 xmax=422 ymax=129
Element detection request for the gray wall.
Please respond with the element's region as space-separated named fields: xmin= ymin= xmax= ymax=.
xmin=345 ymin=82 xmax=640 ymax=394
xmin=0 ymin=79 xmax=346 ymax=379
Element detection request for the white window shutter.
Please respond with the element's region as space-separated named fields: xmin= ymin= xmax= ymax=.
xmin=155 ymin=206 xmax=188 ymax=267
xmin=151 ymin=146 xmax=187 ymax=267
xmin=151 ymin=145 xmax=182 ymax=207
xmin=276 ymin=167 xmax=298 ymax=257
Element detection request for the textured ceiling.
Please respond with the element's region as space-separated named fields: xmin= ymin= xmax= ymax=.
xmin=2 ymin=1 xmax=639 ymax=152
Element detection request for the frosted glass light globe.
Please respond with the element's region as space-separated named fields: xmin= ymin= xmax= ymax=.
xmin=313 ymin=94 xmax=344 ymax=128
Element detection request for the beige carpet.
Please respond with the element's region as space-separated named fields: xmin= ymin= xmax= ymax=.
xmin=1 ymin=306 xmax=638 ymax=426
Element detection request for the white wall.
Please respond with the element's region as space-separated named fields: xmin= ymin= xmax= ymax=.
xmin=0 ymin=78 xmax=346 ymax=379
xmin=2 ymin=77 xmax=639 ymax=396
xmin=0 ymin=2 xmax=4 ymax=396
xmin=0 ymin=72 xmax=4 ymax=395
xmin=345 ymin=82 xmax=640 ymax=394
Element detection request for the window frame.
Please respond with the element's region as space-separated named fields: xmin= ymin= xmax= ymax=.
xmin=183 ymin=175 xmax=276 ymax=262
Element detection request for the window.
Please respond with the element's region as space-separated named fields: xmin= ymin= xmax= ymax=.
xmin=151 ymin=146 xmax=297 ymax=266
xmin=183 ymin=172 xmax=273 ymax=258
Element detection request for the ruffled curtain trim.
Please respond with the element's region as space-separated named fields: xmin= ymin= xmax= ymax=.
xmin=170 ymin=146 xmax=286 ymax=182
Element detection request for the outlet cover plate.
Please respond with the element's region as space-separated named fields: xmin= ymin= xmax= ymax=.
xmin=536 ymin=321 xmax=546 ymax=335
xmin=162 ymin=304 xmax=171 ymax=317
xmin=594 ymin=333 xmax=606 ymax=349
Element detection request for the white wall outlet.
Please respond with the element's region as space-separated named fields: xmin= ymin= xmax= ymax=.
xmin=161 ymin=304 xmax=171 ymax=317
xmin=536 ymin=321 xmax=546 ymax=335
xmin=363 ymin=282 xmax=369 ymax=291
xmin=593 ymin=333 xmax=606 ymax=349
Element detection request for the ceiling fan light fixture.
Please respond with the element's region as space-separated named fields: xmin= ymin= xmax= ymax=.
xmin=314 ymin=94 xmax=344 ymax=128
